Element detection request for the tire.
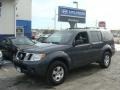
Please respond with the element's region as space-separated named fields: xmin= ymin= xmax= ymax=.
xmin=12 ymin=54 xmax=16 ymax=62
xmin=0 ymin=58 xmax=3 ymax=67
xmin=99 ymin=52 xmax=111 ymax=68
xmin=0 ymin=60 xmax=3 ymax=67
xmin=46 ymin=61 xmax=68 ymax=85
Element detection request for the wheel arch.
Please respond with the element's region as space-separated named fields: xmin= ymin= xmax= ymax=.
xmin=102 ymin=44 xmax=112 ymax=56
xmin=103 ymin=48 xmax=112 ymax=56
xmin=48 ymin=57 xmax=70 ymax=70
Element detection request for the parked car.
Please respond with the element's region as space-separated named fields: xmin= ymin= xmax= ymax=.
xmin=0 ymin=50 xmax=3 ymax=66
xmin=0 ymin=36 xmax=35 ymax=61
xmin=37 ymin=36 xmax=47 ymax=43
xmin=114 ymin=37 xmax=120 ymax=44
xmin=14 ymin=29 xmax=115 ymax=85
xmin=37 ymin=34 xmax=51 ymax=43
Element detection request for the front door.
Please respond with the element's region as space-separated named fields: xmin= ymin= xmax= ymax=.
xmin=69 ymin=31 xmax=92 ymax=68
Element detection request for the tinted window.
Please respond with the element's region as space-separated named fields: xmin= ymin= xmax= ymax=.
xmin=45 ymin=32 xmax=73 ymax=44
xmin=11 ymin=37 xmax=34 ymax=45
xmin=75 ymin=32 xmax=89 ymax=45
xmin=97 ymin=31 xmax=102 ymax=41
xmin=102 ymin=31 xmax=113 ymax=41
xmin=1 ymin=39 xmax=7 ymax=44
xmin=6 ymin=39 xmax=12 ymax=45
xmin=90 ymin=31 xmax=102 ymax=42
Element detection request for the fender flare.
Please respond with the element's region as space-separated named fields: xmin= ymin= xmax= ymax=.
xmin=45 ymin=51 xmax=72 ymax=70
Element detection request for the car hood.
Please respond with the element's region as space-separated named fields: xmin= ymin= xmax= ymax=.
xmin=20 ymin=43 xmax=71 ymax=53
xmin=15 ymin=42 xmax=42 ymax=49
xmin=15 ymin=44 xmax=36 ymax=50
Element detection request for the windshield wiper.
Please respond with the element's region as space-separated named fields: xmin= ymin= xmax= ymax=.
xmin=51 ymin=42 xmax=60 ymax=44
xmin=44 ymin=41 xmax=60 ymax=44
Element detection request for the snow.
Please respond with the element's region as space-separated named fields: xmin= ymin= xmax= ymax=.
xmin=115 ymin=44 xmax=120 ymax=51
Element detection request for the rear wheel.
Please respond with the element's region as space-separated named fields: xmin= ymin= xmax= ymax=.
xmin=46 ymin=61 xmax=68 ymax=85
xmin=99 ymin=52 xmax=111 ymax=68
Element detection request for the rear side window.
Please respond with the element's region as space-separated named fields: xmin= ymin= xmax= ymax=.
xmin=1 ymin=39 xmax=11 ymax=45
xmin=102 ymin=31 xmax=113 ymax=41
xmin=89 ymin=31 xmax=102 ymax=43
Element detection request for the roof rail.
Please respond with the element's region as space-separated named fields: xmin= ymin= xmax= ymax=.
xmin=69 ymin=27 xmax=100 ymax=29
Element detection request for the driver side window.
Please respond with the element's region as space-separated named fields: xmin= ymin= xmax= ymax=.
xmin=6 ymin=39 xmax=12 ymax=45
xmin=75 ymin=32 xmax=89 ymax=45
xmin=1 ymin=39 xmax=7 ymax=44
xmin=2 ymin=39 xmax=11 ymax=45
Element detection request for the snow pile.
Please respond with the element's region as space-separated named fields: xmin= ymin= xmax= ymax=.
xmin=115 ymin=44 xmax=120 ymax=51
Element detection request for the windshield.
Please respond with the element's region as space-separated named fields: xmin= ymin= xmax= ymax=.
xmin=11 ymin=37 xmax=34 ymax=45
xmin=45 ymin=31 xmax=72 ymax=44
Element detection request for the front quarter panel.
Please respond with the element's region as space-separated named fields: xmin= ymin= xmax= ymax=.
xmin=44 ymin=51 xmax=72 ymax=69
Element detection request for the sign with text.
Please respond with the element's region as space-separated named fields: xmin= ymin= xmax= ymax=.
xmin=58 ymin=6 xmax=86 ymax=23
xmin=99 ymin=21 xmax=106 ymax=28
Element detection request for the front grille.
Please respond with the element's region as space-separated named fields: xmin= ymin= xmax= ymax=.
xmin=17 ymin=52 xmax=26 ymax=60
xmin=27 ymin=54 xmax=33 ymax=60
xmin=17 ymin=52 xmax=33 ymax=61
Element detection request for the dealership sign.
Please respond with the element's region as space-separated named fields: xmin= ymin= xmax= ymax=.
xmin=58 ymin=6 xmax=86 ymax=23
xmin=99 ymin=21 xmax=106 ymax=28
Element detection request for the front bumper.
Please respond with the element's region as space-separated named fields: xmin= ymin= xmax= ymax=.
xmin=14 ymin=60 xmax=48 ymax=76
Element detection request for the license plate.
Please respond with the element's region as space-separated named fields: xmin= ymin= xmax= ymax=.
xmin=16 ymin=67 xmax=21 ymax=72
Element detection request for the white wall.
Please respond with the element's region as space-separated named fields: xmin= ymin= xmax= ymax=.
xmin=16 ymin=0 xmax=31 ymax=20
xmin=0 ymin=0 xmax=15 ymax=34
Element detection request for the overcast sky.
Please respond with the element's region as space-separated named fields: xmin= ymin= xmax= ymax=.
xmin=32 ymin=0 xmax=120 ymax=30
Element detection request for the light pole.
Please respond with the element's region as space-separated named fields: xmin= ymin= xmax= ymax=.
xmin=73 ymin=1 xmax=78 ymax=8
xmin=54 ymin=9 xmax=56 ymax=30
xmin=73 ymin=1 xmax=78 ymax=28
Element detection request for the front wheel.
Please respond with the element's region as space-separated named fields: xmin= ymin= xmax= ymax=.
xmin=46 ymin=61 xmax=68 ymax=85
xmin=99 ymin=52 xmax=111 ymax=68
xmin=0 ymin=59 xmax=3 ymax=67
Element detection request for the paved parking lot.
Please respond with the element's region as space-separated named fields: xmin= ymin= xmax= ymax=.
xmin=0 ymin=52 xmax=120 ymax=90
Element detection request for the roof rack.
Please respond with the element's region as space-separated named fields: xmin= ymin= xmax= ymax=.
xmin=69 ymin=27 xmax=100 ymax=29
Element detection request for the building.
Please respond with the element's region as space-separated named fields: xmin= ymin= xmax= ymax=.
xmin=0 ymin=0 xmax=16 ymax=40
xmin=0 ymin=0 xmax=32 ymax=41
xmin=16 ymin=0 xmax=32 ymax=38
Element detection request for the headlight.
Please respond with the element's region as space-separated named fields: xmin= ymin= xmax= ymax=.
xmin=0 ymin=51 xmax=2 ymax=58
xmin=30 ymin=54 xmax=46 ymax=61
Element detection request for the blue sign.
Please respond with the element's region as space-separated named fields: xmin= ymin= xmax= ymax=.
xmin=58 ymin=6 xmax=86 ymax=23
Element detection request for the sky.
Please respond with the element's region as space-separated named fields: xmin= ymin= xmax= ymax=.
xmin=32 ymin=0 xmax=120 ymax=30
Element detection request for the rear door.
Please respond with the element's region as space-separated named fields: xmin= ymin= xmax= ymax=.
xmin=88 ymin=31 xmax=104 ymax=62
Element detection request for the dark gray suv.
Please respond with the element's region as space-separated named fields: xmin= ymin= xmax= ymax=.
xmin=14 ymin=29 xmax=115 ymax=85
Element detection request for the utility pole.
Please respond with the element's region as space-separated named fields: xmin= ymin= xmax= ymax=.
xmin=54 ymin=9 xmax=56 ymax=30
xmin=95 ymin=20 xmax=98 ymax=28
xmin=73 ymin=1 xmax=78 ymax=28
